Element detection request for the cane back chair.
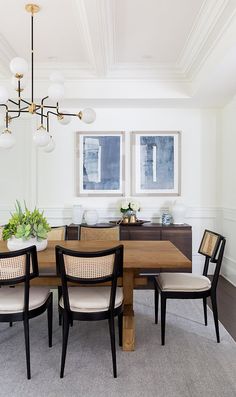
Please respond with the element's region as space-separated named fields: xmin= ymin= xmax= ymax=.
xmin=56 ymin=244 xmax=124 ymax=378
xmin=0 ymin=245 xmax=53 ymax=379
xmin=154 ymin=230 xmax=226 ymax=345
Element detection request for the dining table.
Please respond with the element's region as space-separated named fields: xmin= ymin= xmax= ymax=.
xmin=0 ymin=239 xmax=191 ymax=351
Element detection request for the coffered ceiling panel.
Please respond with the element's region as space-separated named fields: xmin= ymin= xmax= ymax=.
xmin=113 ymin=0 xmax=205 ymax=64
xmin=0 ymin=0 xmax=236 ymax=106
xmin=0 ymin=0 xmax=90 ymax=66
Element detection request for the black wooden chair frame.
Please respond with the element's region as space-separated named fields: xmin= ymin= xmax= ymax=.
xmin=154 ymin=230 xmax=226 ymax=345
xmin=0 ymin=246 xmax=53 ymax=379
xmin=56 ymin=244 xmax=124 ymax=378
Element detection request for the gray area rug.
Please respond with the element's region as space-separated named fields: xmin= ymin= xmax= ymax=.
xmin=0 ymin=289 xmax=236 ymax=397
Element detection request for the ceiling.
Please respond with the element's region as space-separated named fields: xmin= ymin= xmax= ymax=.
xmin=0 ymin=0 xmax=236 ymax=107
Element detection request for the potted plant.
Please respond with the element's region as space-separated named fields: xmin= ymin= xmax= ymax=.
xmin=2 ymin=200 xmax=51 ymax=251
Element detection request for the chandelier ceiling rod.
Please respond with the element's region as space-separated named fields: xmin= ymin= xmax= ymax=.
xmin=0 ymin=3 xmax=96 ymax=151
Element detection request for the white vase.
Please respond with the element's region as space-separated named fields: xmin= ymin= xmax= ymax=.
xmin=7 ymin=236 xmax=48 ymax=252
xmin=172 ymin=201 xmax=186 ymax=224
xmin=72 ymin=205 xmax=84 ymax=224
xmin=84 ymin=210 xmax=98 ymax=226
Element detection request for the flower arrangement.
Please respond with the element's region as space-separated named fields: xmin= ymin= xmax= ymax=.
xmin=120 ymin=199 xmax=140 ymax=213
xmin=2 ymin=200 xmax=51 ymax=241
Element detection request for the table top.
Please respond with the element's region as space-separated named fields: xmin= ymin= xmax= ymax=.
xmin=0 ymin=240 xmax=191 ymax=274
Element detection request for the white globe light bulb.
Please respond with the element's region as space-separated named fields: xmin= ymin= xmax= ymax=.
xmin=44 ymin=137 xmax=56 ymax=153
xmin=49 ymin=71 xmax=65 ymax=84
xmin=9 ymin=57 xmax=28 ymax=75
xmin=33 ymin=126 xmax=51 ymax=147
xmin=80 ymin=108 xmax=96 ymax=124
xmin=57 ymin=110 xmax=71 ymax=125
xmin=0 ymin=86 xmax=9 ymax=103
xmin=0 ymin=129 xmax=15 ymax=149
xmin=11 ymin=76 xmax=27 ymax=90
xmin=48 ymin=83 xmax=65 ymax=101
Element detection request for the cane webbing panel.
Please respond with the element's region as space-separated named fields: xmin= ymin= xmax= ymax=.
xmin=64 ymin=254 xmax=115 ymax=279
xmin=80 ymin=227 xmax=119 ymax=241
xmin=47 ymin=227 xmax=66 ymax=241
xmin=199 ymin=231 xmax=219 ymax=257
xmin=0 ymin=255 xmax=26 ymax=280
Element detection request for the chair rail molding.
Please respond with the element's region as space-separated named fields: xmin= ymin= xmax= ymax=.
xmin=221 ymin=256 xmax=236 ymax=287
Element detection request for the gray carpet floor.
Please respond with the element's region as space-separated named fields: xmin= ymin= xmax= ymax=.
xmin=0 ymin=289 xmax=236 ymax=397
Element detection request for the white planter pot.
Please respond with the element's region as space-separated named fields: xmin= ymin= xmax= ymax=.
xmin=72 ymin=205 xmax=84 ymax=224
xmin=84 ymin=210 xmax=98 ymax=225
xmin=7 ymin=236 xmax=48 ymax=252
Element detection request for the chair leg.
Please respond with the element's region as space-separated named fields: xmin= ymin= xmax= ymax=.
xmin=47 ymin=293 xmax=53 ymax=348
xmin=58 ymin=286 xmax=62 ymax=326
xmin=118 ymin=313 xmax=123 ymax=347
xmin=108 ymin=316 xmax=117 ymax=378
xmin=203 ymin=297 xmax=207 ymax=326
xmin=161 ymin=295 xmax=167 ymax=346
xmin=211 ymin=293 xmax=220 ymax=343
xmin=60 ymin=315 xmax=70 ymax=378
xmin=9 ymin=322 xmax=13 ymax=327
xmin=154 ymin=287 xmax=159 ymax=324
xmin=23 ymin=318 xmax=31 ymax=380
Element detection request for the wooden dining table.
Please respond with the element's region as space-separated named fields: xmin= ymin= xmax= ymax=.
xmin=0 ymin=240 xmax=191 ymax=351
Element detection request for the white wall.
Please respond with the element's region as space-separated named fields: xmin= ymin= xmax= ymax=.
xmin=0 ymin=107 xmax=221 ymax=274
xmin=220 ymin=97 xmax=236 ymax=286
xmin=0 ymin=118 xmax=33 ymax=217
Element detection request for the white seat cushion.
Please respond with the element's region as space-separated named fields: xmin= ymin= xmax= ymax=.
xmin=59 ymin=287 xmax=123 ymax=313
xmin=157 ymin=273 xmax=211 ymax=292
xmin=0 ymin=287 xmax=50 ymax=314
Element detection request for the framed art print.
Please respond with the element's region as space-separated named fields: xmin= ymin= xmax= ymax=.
xmin=131 ymin=131 xmax=181 ymax=196
xmin=76 ymin=132 xmax=125 ymax=196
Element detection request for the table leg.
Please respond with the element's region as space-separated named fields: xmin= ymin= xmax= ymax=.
xmin=122 ymin=269 xmax=135 ymax=351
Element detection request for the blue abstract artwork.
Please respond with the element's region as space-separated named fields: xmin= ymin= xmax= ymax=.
xmin=76 ymin=133 xmax=124 ymax=195
xmin=140 ymin=136 xmax=174 ymax=189
xmin=132 ymin=132 xmax=180 ymax=195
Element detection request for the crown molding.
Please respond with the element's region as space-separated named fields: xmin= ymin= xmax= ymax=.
xmin=73 ymin=0 xmax=97 ymax=73
xmin=178 ymin=0 xmax=236 ymax=78
xmin=106 ymin=63 xmax=186 ymax=80
xmin=76 ymin=0 xmax=110 ymax=77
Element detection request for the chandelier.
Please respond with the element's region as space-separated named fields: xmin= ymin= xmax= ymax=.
xmin=0 ymin=3 xmax=96 ymax=152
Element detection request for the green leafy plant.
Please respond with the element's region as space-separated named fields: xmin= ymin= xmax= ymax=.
xmin=120 ymin=199 xmax=140 ymax=213
xmin=2 ymin=200 xmax=51 ymax=241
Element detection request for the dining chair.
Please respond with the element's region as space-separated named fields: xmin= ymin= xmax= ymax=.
xmin=154 ymin=230 xmax=226 ymax=345
xmin=0 ymin=245 xmax=53 ymax=379
xmin=79 ymin=225 xmax=120 ymax=241
xmin=47 ymin=226 xmax=67 ymax=240
xmin=56 ymin=244 xmax=124 ymax=378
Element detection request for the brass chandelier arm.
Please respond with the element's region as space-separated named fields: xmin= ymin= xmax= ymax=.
xmin=21 ymin=98 xmax=31 ymax=106
xmin=8 ymin=99 xmax=19 ymax=106
xmin=46 ymin=110 xmax=59 ymax=133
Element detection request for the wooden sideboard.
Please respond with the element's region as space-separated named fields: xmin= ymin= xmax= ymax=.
xmin=66 ymin=223 xmax=192 ymax=261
